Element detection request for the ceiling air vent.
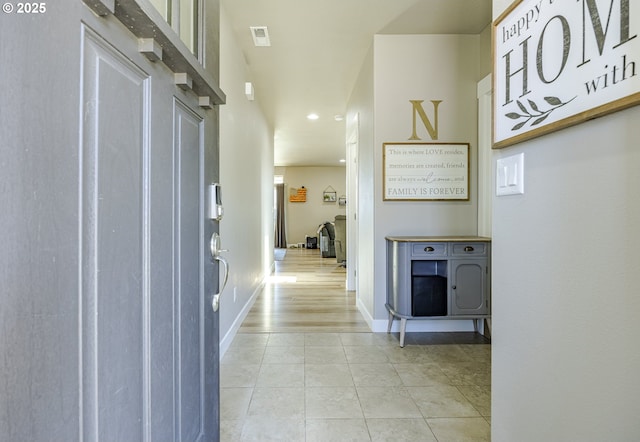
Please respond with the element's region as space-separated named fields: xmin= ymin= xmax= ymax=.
xmin=250 ymin=26 xmax=271 ymax=47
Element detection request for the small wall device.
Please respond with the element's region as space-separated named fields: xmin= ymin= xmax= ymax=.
xmin=207 ymin=183 xmax=224 ymax=221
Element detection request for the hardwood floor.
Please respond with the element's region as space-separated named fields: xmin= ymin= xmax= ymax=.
xmin=238 ymin=248 xmax=370 ymax=333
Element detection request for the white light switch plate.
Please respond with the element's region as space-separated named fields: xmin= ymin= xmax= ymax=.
xmin=496 ymin=153 xmax=524 ymax=196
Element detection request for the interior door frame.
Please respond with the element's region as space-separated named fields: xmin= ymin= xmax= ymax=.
xmin=477 ymin=74 xmax=492 ymax=238
xmin=477 ymin=73 xmax=492 ymax=336
xmin=346 ymin=114 xmax=359 ymax=292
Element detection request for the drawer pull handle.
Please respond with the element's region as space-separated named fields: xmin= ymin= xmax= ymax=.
xmin=464 ymin=246 xmax=474 ymax=252
xmin=424 ymin=246 xmax=435 ymax=252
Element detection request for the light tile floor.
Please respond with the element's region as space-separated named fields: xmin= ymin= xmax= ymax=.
xmin=220 ymin=332 xmax=490 ymax=441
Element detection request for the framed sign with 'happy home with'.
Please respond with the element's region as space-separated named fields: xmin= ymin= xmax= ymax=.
xmin=493 ymin=0 xmax=639 ymax=148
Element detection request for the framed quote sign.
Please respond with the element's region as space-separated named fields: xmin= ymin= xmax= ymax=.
xmin=493 ymin=0 xmax=640 ymax=148
xmin=383 ymin=143 xmax=469 ymax=201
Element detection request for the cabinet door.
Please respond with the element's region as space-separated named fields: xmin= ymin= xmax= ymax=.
xmin=450 ymin=259 xmax=489 ymax=315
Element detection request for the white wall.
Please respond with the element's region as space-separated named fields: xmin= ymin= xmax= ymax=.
xmin=370 ymin=35 xmax=484 ymax=328
xmin=491 ymin=2 xmax=640 ymax=440
xmin=275 ymin=166 xmax=346 ymax=245
xmin=478 ymin=24 xmax=492 ymax=78
xmin=219 ymin=7 xmax=274 ymax=354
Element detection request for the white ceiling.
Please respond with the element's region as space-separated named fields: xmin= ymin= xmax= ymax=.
xmin=221 ymin=0 xmax=492 ymax=167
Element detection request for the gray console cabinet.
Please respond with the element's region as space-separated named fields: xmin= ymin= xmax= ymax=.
xmin=386 ymin=236 xmax=491 ymax=347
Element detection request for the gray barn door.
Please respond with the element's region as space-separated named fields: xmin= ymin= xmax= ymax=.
xmin=79 ymin=21 xmax=218 ymax=441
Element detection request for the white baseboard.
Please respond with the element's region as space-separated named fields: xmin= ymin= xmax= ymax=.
xmin=356 ymin=297 xmax=374 ymax=330
xmin=219 ymin=280 xmax=265 ymax=360
xmin=356 ymin=297 xmax=481 ymax=333
xmin=372 ymin=318 xmax=479 ymax=333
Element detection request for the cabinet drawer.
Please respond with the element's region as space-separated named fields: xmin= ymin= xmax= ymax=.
xmin=412 ymin=243 xmax=447 ymax=257
xmin=451 ymin=243 xmax=487 ymax=256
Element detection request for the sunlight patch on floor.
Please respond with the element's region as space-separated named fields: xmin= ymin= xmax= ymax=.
xmin=266 ymin=275 xmax=297 ymax=284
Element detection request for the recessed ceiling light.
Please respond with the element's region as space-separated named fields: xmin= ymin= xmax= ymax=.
xmin=339 ymin=159 xmax=346 ymax=163
xmin=307 ymin=113 xmax=319 ymax=120
xmin=250 ymin=26 xmax=271 ymax=47
xmin=334 ymin=115 xmax=344 ymax=121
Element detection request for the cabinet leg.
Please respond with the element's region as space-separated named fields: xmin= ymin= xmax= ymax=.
xmin=400 ymin=318 xmax=407 ymax=348
xmin=387 ymin=311 xmax=394 ymax=334
xmin=473 ymin=319 xmax=480 ymax=333
xmin=484 ymin=318 xmax=492 ymax=338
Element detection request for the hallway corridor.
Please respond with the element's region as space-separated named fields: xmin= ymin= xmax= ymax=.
xmin=220 ymin=249 xmax=491 ymax=441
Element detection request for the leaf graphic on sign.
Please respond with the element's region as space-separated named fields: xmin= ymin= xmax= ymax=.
xmin=517 ymin=100 xmax=528 ymax=113
xmin=528 ymin=100 xmax=540 ymax=112
xmin=531 ymin=114 xmax=550 ymax=126
xmin=544 ymin=96 xmax=563 ymax=106
xmin=504 ymin=95 xmax=576 ymax=132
